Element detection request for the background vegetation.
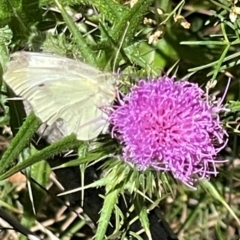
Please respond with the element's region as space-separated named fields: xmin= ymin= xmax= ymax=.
xmin=0 ymin=0 xmax=240 ymax=239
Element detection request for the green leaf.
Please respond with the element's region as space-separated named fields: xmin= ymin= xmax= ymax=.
xmin=90 ymin=0 xmax=125 ymax=23
xmin=0 ymin=25 xmax=12 ymax=72
xmin=95 ymin=187 xmax=121 ymax=240
xmin=52 ymin=151 xmax=106 ymax=169
xmin=19 ymin=186 xmax=37 ymax=240
xmin=0 ymin=112 xmax=41 ymax=176
xmin=46 ymin=0 xmax=125 ymax=23
xmin=109 ymin=0 xmax=154 ymax=46
xmin=201 ymin=180 xmax=240 ymax=226
xmin=95 ymin=0 xmax=154 ymax=70
xmin=0 ymin=134 xmax=81 ymax=180
xmin=53 ymin=0 xmax=97 ymax=66
xmin=7 ymin=87 xmax=26 ymax=136
xmin=0 ymin=0 xmax=21 ymax=25
xmin=5 ymin=0 xmax=42 ymax=42
xmin=129 ymin=231 xmax=144 ymax=240
xmin=29 ymin=159 xmax=51 ymax=212
xmin=227 ymin=100 xmax=240 ymax=113
xmin=134 ymin=195 xmax=152 ymax=240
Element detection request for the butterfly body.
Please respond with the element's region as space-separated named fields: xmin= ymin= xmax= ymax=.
xmin=3 ymin=52 xmax=116 ymax=140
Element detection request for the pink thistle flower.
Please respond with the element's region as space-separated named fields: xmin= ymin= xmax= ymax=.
xmin=110 ymin=77 xmax=228 ymax=188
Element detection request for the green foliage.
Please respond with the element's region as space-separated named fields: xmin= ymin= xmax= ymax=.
xmin=0 ymin=0 xmax=240 ymax=239
xmin=0 ymin=0 xmax=42 ymax=46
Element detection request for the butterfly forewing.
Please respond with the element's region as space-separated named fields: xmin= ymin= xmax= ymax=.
xmin=3 ymin=52 xmax=116 ymax=140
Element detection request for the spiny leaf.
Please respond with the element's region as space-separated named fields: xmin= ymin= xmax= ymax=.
xmin=0 ymin=112 xmax=41 ymax=176
xmin=0 ymin=134 xmax=81 ymax=180
xmin=134 ymin=195 xmax=152 ymax=240
xmin=95 ymin=187 xmax=121 ymax=240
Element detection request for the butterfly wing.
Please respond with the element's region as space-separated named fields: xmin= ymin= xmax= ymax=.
xmin=3 ymin=52 xmax=116 ymax=140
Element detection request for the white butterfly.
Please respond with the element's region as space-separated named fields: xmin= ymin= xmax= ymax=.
xmin=3 ymin=52 xmax=116 ymax=141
